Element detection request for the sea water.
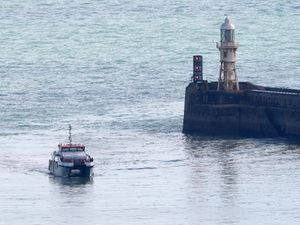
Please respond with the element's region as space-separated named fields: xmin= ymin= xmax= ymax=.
xmin=0 ymin=0 xmax=300 ymax=224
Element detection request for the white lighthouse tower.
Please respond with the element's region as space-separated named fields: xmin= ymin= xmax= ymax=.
xmin=217 ymin=17 xmax=239 ymax=91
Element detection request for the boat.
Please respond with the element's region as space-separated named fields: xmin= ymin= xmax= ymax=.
xmin=48 ymin=125 xmax=94 ymax=177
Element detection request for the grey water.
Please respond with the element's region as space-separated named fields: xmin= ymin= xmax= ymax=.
xmin=0 ymin=0 xmax=300 ymax=224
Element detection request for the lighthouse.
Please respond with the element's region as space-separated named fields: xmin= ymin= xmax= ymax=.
xmin=217 ymin=17 xmax=239 ymax=91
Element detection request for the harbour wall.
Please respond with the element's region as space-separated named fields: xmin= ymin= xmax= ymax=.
xmin=183 ymin=82 xmax=300 ymax=137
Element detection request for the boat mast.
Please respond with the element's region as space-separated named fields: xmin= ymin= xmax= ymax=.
xmin=68 ymin=124 xmax=72 ymax=144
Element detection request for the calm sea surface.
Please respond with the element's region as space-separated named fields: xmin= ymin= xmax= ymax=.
xmin=0 ymin=0 xmax=300 ymax=224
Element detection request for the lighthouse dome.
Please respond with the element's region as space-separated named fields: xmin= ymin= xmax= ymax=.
xmin=221 ymin=17 xmax=235 ymax=30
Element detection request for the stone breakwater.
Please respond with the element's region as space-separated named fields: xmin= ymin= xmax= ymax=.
xmin=183 ymin=82 xmax=300 ymax=137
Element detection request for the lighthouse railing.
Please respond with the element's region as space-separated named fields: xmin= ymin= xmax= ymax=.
xmin=216 ymin=42 xmax=239 ymax=48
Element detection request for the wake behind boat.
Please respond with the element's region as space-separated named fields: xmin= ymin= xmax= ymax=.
xmin=48 ymin=125 xmax=94 ymax=177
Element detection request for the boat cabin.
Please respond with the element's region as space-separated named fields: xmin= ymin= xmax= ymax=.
xmin=58 ymin=144 xmax=85 ymax=152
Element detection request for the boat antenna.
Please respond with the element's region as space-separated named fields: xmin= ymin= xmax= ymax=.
xmin=68 ymin=124 xmax=72 ymax=144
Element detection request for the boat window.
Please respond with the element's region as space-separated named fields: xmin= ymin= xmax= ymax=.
xmin=61 ymin=147 xmax=84 ymax=151
xmin=70 ymin=147 xmax=84 ymax=151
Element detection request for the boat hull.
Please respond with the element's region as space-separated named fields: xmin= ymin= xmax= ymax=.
xmin=48 ymin=160 xmax=93 ymax=177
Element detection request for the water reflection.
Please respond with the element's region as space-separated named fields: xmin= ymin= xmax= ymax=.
xmin=46 ymin=176 xmax=95 ymax=224
xmin=48 ymin=175 xmax=94 ymax=202
xmin=217 ymin=143 xmax=238 ymax=206
xmin=49 ymin=176 xmax=93 ymax=186
xmin=183 ymin=135 xmax=240 ymax=208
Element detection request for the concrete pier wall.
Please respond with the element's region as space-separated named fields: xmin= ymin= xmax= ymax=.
xmin=183 ymin=82 xmax=300 ymax=137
